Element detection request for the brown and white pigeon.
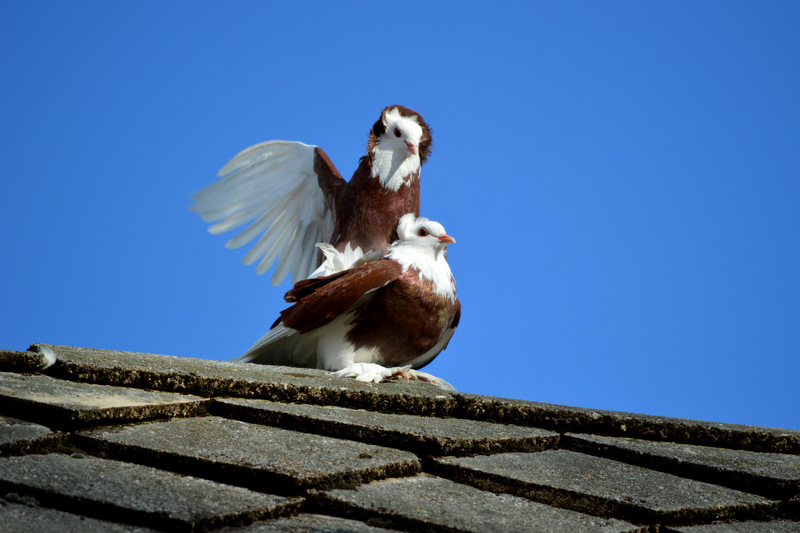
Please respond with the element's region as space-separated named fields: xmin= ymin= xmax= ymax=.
xmin=190 ymin=105 xmax=432 ymax=285
xmin=236 ymin=214 xmax=461 ymax=389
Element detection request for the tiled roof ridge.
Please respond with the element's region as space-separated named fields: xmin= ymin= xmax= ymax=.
xmin=1 ymin=344 xmax=798 ymax=532
xmin=16 ymin=344 xmax=800 ymax=454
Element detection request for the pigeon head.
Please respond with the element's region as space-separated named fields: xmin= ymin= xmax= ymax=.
xmin=391 ymin=213 xmax=456 ymax=301
xmin=397 ymin=213 xmax=455 ymax=247
xmin=369 ymin=106 xmax=433 ymax=191
xmin=370 ymin=105 xmax=432 ymax=163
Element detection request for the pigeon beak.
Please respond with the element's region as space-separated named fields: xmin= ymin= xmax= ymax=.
xmin=438 ymin=234 xmax=456 ymax=244
xmin=404 ymin=141 xmax=418 ymax=155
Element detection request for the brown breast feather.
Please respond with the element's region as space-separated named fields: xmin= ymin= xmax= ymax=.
xmin=332 ymin=163 xmax=421 ymax=254
xmin=345 ymin=268 xmax=460 ymax=367
xmin=313 ymin=147 xmax=420 ymax=266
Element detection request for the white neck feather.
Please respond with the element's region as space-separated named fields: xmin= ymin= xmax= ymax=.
xmin=371 ymin=143 xmax=421 ymax=191
xmin=388 ymin=242 xmax=456 ymax=302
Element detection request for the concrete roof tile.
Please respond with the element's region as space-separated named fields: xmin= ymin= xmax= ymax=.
xmin=0 ymin=500 xmax=158 ymax=533
xmin=673 ymin=520 xmax=800 ymax=532
xmin=77 ymin=416 xmax=420 ymax=493
xmin=32 ymin=344 xmax=457 ymax=416
xmin=564 ymin=433 xmax=800 ymax=499
xmin=214 ymin=397 xmax=559 ymax=456
xmin=0 ymin=453 xmax=301 ymax=531
xmin=221 ymin=513 xmax=405 ymax=532
xmin=0 ymin=344 xmax=797 ymax=531
xmin=316 ymin=474 xmax=646 ymax=533
xmin=457 ymin=394 xmax=800 ymax=454
xmin=0 ymin=416 xmax=59 ymax=456
xmin=432 ymin=450 xmax=777 ymax=525
xmin=0 ymin=371 xmax=207 ymax=429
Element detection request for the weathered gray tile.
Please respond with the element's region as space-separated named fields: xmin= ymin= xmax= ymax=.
xmin=457 ymin=393 xmax=800 ymax=454
xmin=0 ymin=371 xmax=207 ymax=429
xmin=433 ymin=450 xmax=777 ymax=525
xmin=673 ymin=520 xmax=800 ymax=532
xmin=0 ymin=500 xmax=157 ymax=533
xmin=33 ymin=344 xmax=457 ymax=416
xmin=0 ymin=454 xmax=301 ymax=532
xmin=215 ymin=397 xmax=558 ymax=456
xmin=0 ymin=349 xmax=55 ymax=373
xmin=316 ymin=474 xmax=644 ymax=533
xmin=222 ymin=513 xmax=403 ymax=532
xmin=0 ymin=416 xmax=59 ymax=455
xmin=78 ymin=416 xmax=420 ymax=492
xmin=564 ymin=433 xmax=800 ymax=499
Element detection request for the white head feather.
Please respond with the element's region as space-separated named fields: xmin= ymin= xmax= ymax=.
xmin=388 ymin=213 xmax=456 ymax=301
xmin=371 ymin=107 xmax=424 ymax=191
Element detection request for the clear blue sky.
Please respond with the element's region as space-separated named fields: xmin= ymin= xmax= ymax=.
xmin=3 ymin=2 xmax=798 ymax=430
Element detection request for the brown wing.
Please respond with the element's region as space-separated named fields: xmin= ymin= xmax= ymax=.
xmin=314 ymin=147 xmax=345 ymax=209
xmin=450 ymin=299 xmax=461 ymax=329
xmin=284 ymin=269 xmax=350 ymax=303
xmin=280 ymin=259 xmax=403 ymax=334
xmin=313 ymin=147 xmax=348 ymax=266
xmin=440 ymin=299 xmax=461 ymax=351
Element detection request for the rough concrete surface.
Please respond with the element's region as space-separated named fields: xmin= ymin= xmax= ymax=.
xmin=0 ymin=416 xmax=57 ymax=455
xmin=220 ymin=513 xmax=405 ymax=532
xmin=433 ymin=450 xmax=776 ymax=525
xmin=78 ymin=415 xmax=420 ymax=492
xmin=0 ymin=345 xmax=797 ymax=531
xmin=0 ymin=453 xmax=301 ymax=531
xmin=457 ymin=393 xmax=800 ymax=454
xmin=317 ymin=473 xmax=645 ymax=533
xmin=672 ymin=520 xmax=800 ymax=532
xmin=564 ymin=433 xmax=800 ymax=498
xmin=0 ymin=499 xmax=158 ymax=533
xmin=32 ymin=344 xmax=458 ymax=416
xmin=215 ymin=397 xmax=558 ymax=456
xmin=0 ymin=371 xmax=207 ymax=428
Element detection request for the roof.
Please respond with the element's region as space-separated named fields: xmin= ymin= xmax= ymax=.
xmin=1 ymin=344 xmax=798 ymax=532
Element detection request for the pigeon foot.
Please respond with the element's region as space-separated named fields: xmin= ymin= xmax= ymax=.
xmin=333 ymin=363 xmax=455 ymax=391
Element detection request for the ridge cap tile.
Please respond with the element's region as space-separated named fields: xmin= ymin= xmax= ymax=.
xmin=0 ymin=371 xmax=207 ymax=429
xmin=457 ymin=392 xmax=800 ymax=454
xmin=31 ymin=344 xmax=457 ymax=416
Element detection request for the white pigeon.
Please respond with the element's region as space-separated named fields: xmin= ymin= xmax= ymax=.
xmin=236 ymin=214 xmax=461 ymax=390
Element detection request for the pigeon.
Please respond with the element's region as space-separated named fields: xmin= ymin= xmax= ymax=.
xmin=190 ymin=105 xmax=432 ymax=285
xmin=236 ymin=214 xmax=460 ymax=389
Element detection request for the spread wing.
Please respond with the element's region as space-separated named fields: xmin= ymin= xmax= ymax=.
xmin=280 ymin=259 xmax=403 ymax=334
xmin=190 ymin=141 xmax=345 ymax=285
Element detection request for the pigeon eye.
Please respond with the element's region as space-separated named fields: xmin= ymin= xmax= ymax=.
xmin=417 ymin=227 xmax=429 ymax=237
xmin=394 ymin=127 xmax=401 ymax=138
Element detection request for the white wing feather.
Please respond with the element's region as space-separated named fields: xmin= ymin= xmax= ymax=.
xmin=235 ymin=323 xmax=318 ymax=367
xmin=308 ymin=242 xmax=387 ymax=278
xmin=191 ymin=141 xmax=335 ymax=285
